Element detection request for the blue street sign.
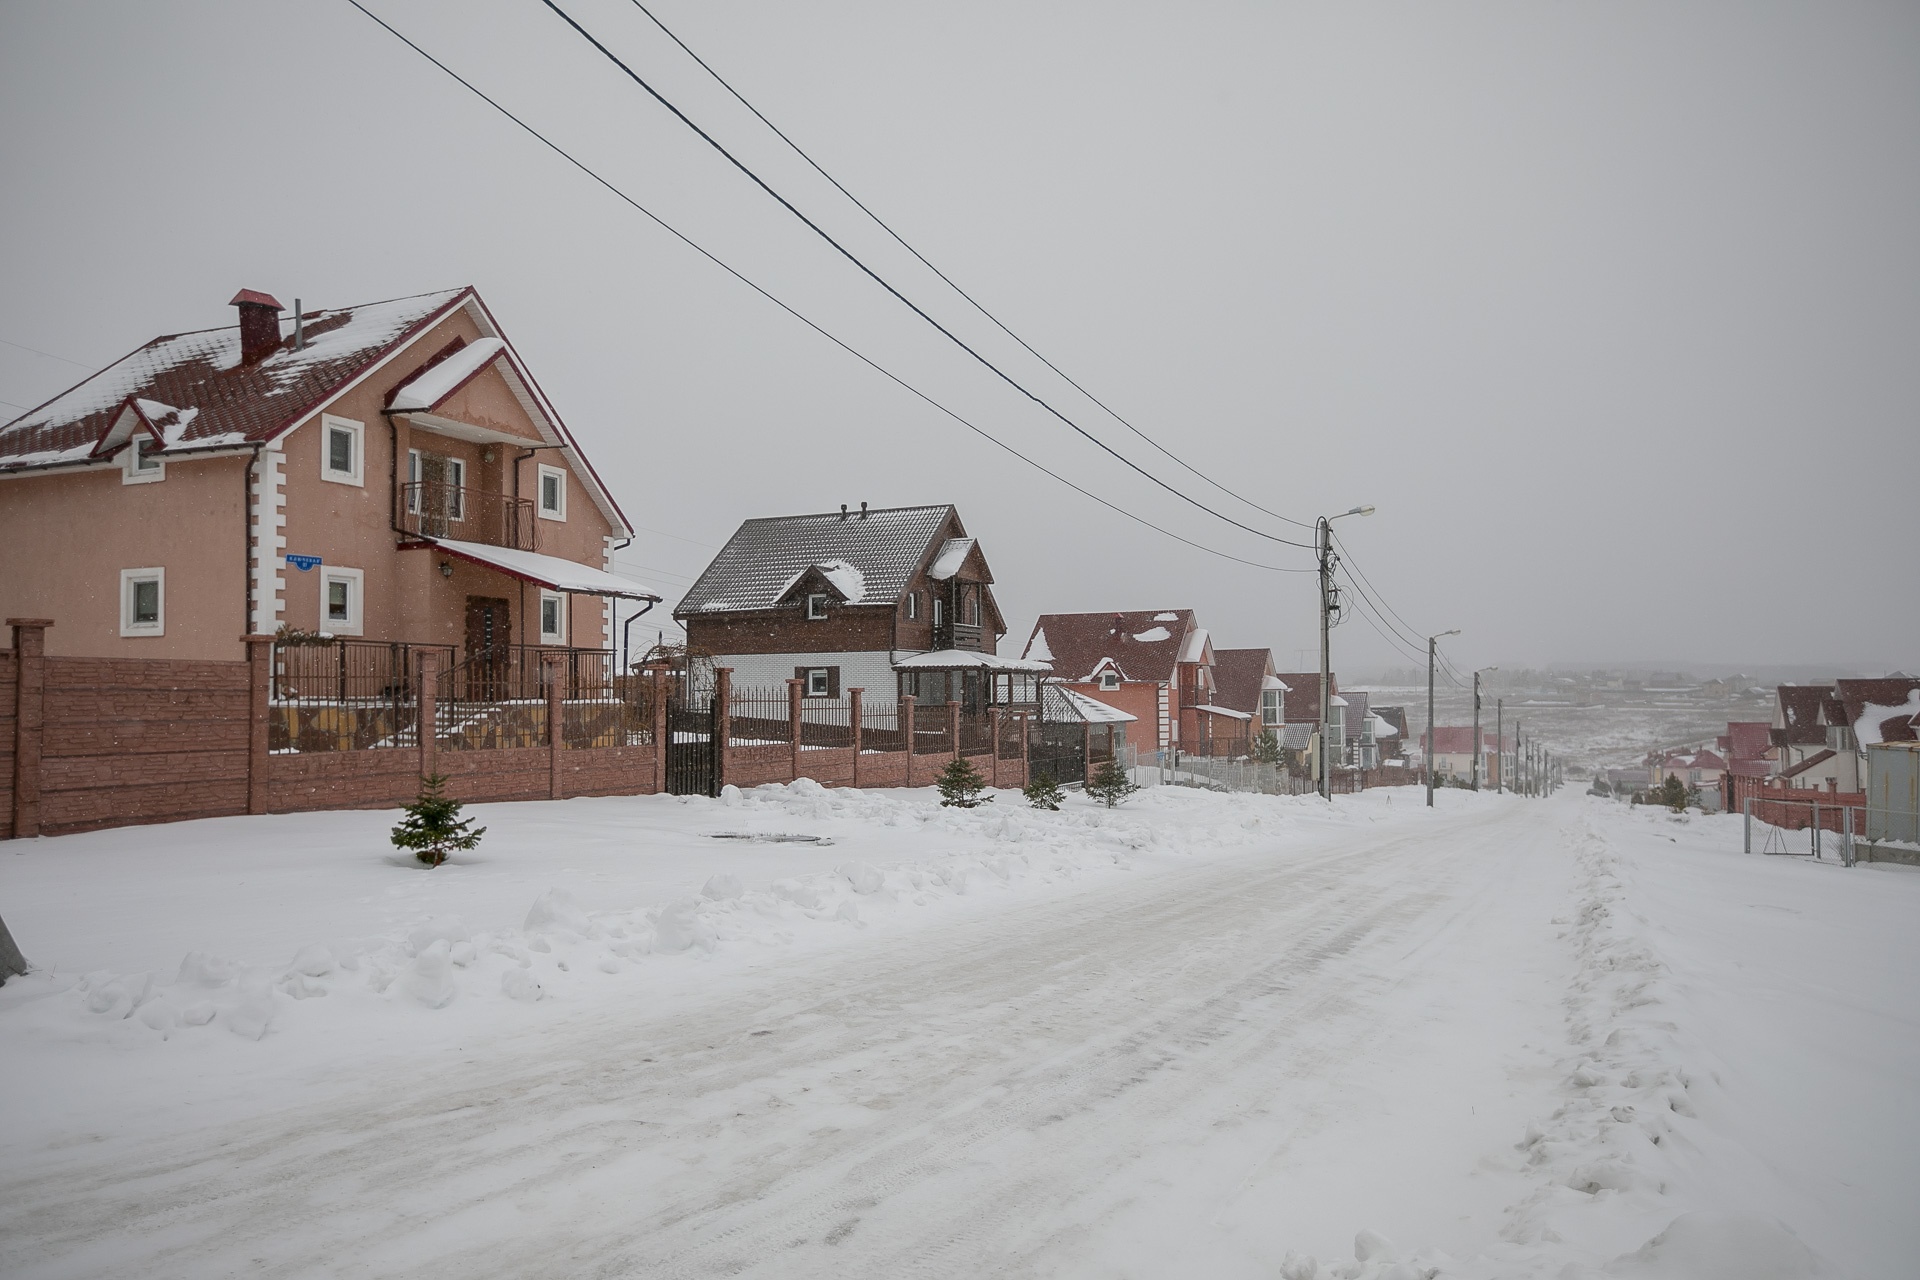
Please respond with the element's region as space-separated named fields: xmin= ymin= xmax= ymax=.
xmin=286 ymin=554 xmax=323 ymax=572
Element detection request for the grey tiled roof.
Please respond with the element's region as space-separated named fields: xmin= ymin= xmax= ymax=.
xmin=675 ymin=504 xmax=954 ymax=616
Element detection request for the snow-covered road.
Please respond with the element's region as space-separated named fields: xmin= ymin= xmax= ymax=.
xmin=3 ymin=787 xmax=1913 ymax=1278
xmin=4 ymin=798 xmax=1571 ymax=1278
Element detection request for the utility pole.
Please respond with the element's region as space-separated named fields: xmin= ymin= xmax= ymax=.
xmin=1496 ymin=698 xmax=1504 ymax=794
xmin=1426 ymin=628 xmax=1460 ymax=808
xmin=1316 ymin=505 xmax=1373 ymax=801
xmin=1471 ymin=667 xmax=1496 ymax=791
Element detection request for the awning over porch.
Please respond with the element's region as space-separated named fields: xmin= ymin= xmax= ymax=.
xmin=420 ymin=538 xmax=663 ymax=601
xmin=1044 ymin=684 xmax=1137 ymax=724
xmin=891 ymin=649 xmax=1052 ymax=673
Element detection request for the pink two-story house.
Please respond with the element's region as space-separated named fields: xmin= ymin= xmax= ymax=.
xmin=0 ymin=286 xmax=656 ymax=666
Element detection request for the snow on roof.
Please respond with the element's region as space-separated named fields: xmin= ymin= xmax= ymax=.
xmin=1 ymin=289 xmax=466 ymax=470
xmin=925 ymin=537 xmax=975 ymax=581
xmin=428 ymin=539 xmax=661 ymax=600
xmin=1329 ymin=694 xmax=1348 ymax=707
xmin=776 ymin=559 xmax=868 ymax=606
xmin=677 ymin=505 xmax=962 ymax=617
xmin=1024 ymin=610 xmax=1193 ymax=686
xmin=1043 ymin=684 xmax=1137 ymax=724
xmin=1854 ymin=689 xmax=1920 ymax=747
xmin=1132 ymin=626 xmax=1171 ymax=643
xmin=1262 ymin=675 xmax=1290 ymax=691
xmin=1152 ymin=612 xmax=1180 ymax=622
xmin=891 ymin=649 xmax=1051 ymax=673
xmin=1025 ymin=627 xmax=1054 ymax=664
xmin=1369 ymin=713 xmax=1396 ymax=738
xmin=1178 ymin=627 xmax=1210 ymax=664
xmin=388 ymin=336 xmax=506 ymax=412
xmin=1191 ymin=704 xmax=1252 ymax=721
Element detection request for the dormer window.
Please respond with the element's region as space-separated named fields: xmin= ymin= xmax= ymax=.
xmin=123 ymin=436 xmax=164 ymax=485
xmin=807 ymin=593 xmax=829 ymax=620
xmin=1099 ymin=671 xmax=1120 ymax=691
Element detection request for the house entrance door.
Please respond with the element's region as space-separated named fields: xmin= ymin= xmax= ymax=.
xmin=465 ymin=596 xmax=511 ymax=699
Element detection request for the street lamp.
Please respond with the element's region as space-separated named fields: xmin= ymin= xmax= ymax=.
xmin=1317 ymin=505 xmax=1375 ymax=799
xmin=1425 ymin=629 xmax=1461 ymax=808
xmin=1472 ymin=666 xmax=1498 ymax=791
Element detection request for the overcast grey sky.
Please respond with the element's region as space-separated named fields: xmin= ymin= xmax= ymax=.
xmin=3 ymin=1 xmax=1914 ymax=675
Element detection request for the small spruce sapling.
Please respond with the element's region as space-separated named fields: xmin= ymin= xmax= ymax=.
xmin=391 ymin=773 xmax=486 ymax=867
xmin=1023 ymin=770 xmax=1064 ymax=811
xmin=936 ymin=756 xmax=992 ymax=808
xmin=1250 ymin=729 xmax=1282 ymax=765
xmin=1086 ymin=757 xmax=1140 ymax=809
xmin=1659 ymin=774 xmax=1689 ymax=813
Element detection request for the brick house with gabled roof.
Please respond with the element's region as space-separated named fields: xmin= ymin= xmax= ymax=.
xmin=1022 ymin=609 xmax=1235 ymax=753
xmin=1212 ymin=648 xmax=1288 ymax=734
xmin=675 ymin=504 xmax=1045 ymax=711
xmin=0 ymin=286 xmax=655 ymax=661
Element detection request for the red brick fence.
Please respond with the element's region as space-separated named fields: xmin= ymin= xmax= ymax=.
xmin=2 ymin=621 xmax=1036 ymax=840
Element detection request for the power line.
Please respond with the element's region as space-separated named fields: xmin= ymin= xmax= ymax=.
xmin=535 ymin=0 xmax=1317 ymax=553
xmin=1332 ymin=531 xmax=1429 ymax=654
xmin=0 ymin=337 xmax=94 ymax=369
xmin=622 ymin=0 xmax=1316 ymax=535
xmin=343 ymin=1 xmax=1314 ymax=577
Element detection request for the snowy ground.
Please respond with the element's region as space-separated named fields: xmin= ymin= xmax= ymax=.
xmin=0 ymin=783 xmax=1914 ymax=1278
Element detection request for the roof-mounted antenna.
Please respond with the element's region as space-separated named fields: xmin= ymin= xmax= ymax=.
xmin=859 ymin=501 xmax=868 ymax=519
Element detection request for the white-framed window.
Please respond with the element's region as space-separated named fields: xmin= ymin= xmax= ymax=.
xmin=1099 ymin=671 xmax=1120 ymax=691
xmin=540 ymin=590 xmax=567 ymax=644
xmin=407 ymin=448 xmax=421 ymax=512
xmin=932 ymin=597 xmax=944 ymax=627
xmin=120 ymin=567 xmax=164 ymax=637
xmin=319 ymin=566 xmax=364 ymax=635
xmin=807 ymin=668 xmax=831 ymax=697
xmin=906 ymin=592 xmax=919 ymax=620
xmin=321 ymin=414 xmax=364 ymax=486
xmin=537 ymin=463 xmax=566 ymax=520
xmin=1261 ymin=689 xmax=1282 ymax=725
xmin=964 ymin=590 xmax=979 ymax=625
xmin=445 ymin=457 xmax=465 ymax=520
xmin=807 ymin=593 xmax=829 ymax=620
xmin=122 ymin=435 xmax=164 ymax=485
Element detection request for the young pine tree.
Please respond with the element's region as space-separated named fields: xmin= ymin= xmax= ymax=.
xmin=1023 ymin=770 xmax=1064 ymax=811
xmin=391 ymin=773 xmax=486 ymax=867
xmin=936 ymin=756 xmax=992 ymax=808
xmin=1659 ymin=774 xmax=1689 ymax=813
xmin=1086 ymin=757 xmax=1140 ymax=809
xmin=1250 ymin=729 xmax=1282 ymax=765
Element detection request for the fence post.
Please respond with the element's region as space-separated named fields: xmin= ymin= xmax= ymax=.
xmin=787 ymin=678 xmax=805 ymax=783
xmin=902 ymin=697 xmax=916 ymax=787
xmin=948 ymin=701 xmax=961 ymax=763
xmin=1812 ymin=801 xmax=1821 ymax=859
xmin=849 ymin=688 xmax=863 ymax=789
xmin=1743 ymin=797 xmax=1751 ymax=855
xmin=417 ymin=648 xmax=439 ymax=783
xmin=989 ymin=707 xmax=1002 ymax=788
xmin=7 ymin=619 xmax=51 ymax=840
xmin=714 ymin=667 xmax=732 ymax=792
xmin=649 ymin=668 xmax=668 ymax=795
xmin=1843 ymin=805 xmax=1855 ymax=867
xmin=1019 ymin=711 xmax=1030 ymax=788
xmin=244 ymin=634 xmax=274 ymax=815
xmin=545 ymin=652 xmax=565 ymax=800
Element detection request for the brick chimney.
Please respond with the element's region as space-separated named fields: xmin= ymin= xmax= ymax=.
xmin=229 ymin=289 xmax=284 ymax=364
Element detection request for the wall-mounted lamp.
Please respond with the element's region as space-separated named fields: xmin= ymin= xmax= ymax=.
xmin=482 ymin=447 xmax=496 ymax=463
xmin=439 ymin=561 xmax=453 ymax=579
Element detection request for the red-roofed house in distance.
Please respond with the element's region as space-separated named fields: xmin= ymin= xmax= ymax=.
xmin=1719 ymin=721 xmax=1774 ymax=780
xmin=1422 ymin=727 xmax=1499 ymax=784
xmin=0 ymin=287 xmax=656 ymax=661
xmin=1022 ymin=610 xmax=1232 ymax=755
xmin=1654 ymin=749 xmax=1729 ymax=793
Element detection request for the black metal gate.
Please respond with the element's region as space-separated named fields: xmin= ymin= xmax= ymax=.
xmin=1029 ymin=721 xmax=1086 ymax=788
xmin=665 ymin=673 xmax=719 ymax=797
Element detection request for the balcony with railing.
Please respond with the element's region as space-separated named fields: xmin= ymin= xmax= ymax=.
xmin=398 ymin=481 xmax=538 ymax=551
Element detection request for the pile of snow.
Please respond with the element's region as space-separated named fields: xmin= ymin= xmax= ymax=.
xmin=1132 ymin=626 xmax=1171 ymax=643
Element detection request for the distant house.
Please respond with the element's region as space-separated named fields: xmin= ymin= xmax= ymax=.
xmin=1719 ymin=720 xmax=1774 ymax=779
xmin=1371 ymin=705 xmax=1410 ymax=762
xmin=1275 ymin=671 xmax=1341 ymax=762
xmin=674 ymin=504 xmax=1047 ymax=712
xmin=1654 ymin=749 xmax=1728 ymax=791
xmin=1211 ymin=647 xmax=1288 ymax=743
xmin=1768 ymin=678 xmax=1920 ymax=791
xmin=0 ymin=285 xmax=655 ymax=662
xmin=1021 ymin=610 xmax=1228 ymax=754
xmin=1422 ymin=727 xmax=1496 ymax=782
xmin=1769 ymin=685 xmax=1836 ymax=780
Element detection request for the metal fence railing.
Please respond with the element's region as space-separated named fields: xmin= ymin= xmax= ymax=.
xmin=728 ymin=686 xmax=793 ymax=749
xmin=861 ymin=700 xmax=904 ymax=754
xmin=1741 ymin=797 xmax=1919 ymax=867
xmin=800 ymin=696 xmax=853 ymax=750
xmin=269 ymin=639 xmax=454 ymax=751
